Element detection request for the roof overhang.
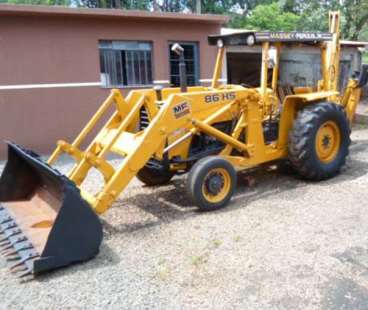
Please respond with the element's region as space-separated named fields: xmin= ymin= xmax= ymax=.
xmin=341 ymin=40 xmax=368 ymax=48
xmin=0 ymin=4 xmax=229 ymax=24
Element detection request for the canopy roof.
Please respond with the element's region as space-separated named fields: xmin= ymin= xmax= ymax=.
xmin=208 ymin=31 xmax=333 ymax=46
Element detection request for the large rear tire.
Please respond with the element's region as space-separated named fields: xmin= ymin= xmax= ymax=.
xmin=288 ymin=102 xmax=350 ymax=181
xmin=187 ymin=156 xmax=237 ymax=211
xmin=137 ymin=166 xmax=174 ymax=186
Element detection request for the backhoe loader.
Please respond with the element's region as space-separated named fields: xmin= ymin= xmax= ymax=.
xmin=1 ymin=11 xmax=367 ymax=278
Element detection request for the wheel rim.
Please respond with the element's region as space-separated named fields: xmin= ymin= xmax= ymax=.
xmin=202 ymin=168 xmax=231 ymax=203
xmin=315 ymin=121 xmax=341 ymax=163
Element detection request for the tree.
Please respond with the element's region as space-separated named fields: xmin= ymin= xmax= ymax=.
xmin=236 ymin=3 xmax=300 ymax=31
xmin=79 ymin=0 xmax=150 ymax=9
xmin=340 ymin=0 xmax=368 ymax=40
xmin=5 ymin=0 xmax=71 ymax=5
xmin=183 ymin=0 xmax=273 ymax=15
xmin=296 ymin=1 xmax=330 ymax=32
xmin=3 ymin=0 xmax=368 ymax=40
xmin=295 ymin=0 xmax=368 ymax=39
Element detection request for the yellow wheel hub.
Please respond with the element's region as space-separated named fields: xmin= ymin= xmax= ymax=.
xmin=315 ymin=121 xmax=341 ymax=163
xmin=202 ymin=168 xmax=231 ymax=203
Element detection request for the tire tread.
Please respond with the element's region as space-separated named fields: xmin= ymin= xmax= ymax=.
xmin=288 ymin=102 xmax=350 ymax=181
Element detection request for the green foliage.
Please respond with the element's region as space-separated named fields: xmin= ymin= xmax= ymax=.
xmin=363 ymin=52 xmax=368 ymax=64
xmin=293 ymin=0 xmax=368 ymax=39
xmin=212 ymin=239 xmax=222 ymax=247
xmin=194 ymin=0 xmax=234 ymax=14
xmin=5 ymin=0 xmax=71 ymax=4
xmin=189 ymin=0 xmax=272 ymax=15
xmin=339 ymin=0 xmax=368 ymax=40
xmin=296 ymin=4 xmax=329 ymax=32
xmin=2 ymin=0 xmax=368 ymax=40
xmin=79 ymin=0 xmax=150 ymax=9
xmin=359 ymin=27 xmax=368 ymax=41
xmin=236 ymin=3 xmax=300 ymax=31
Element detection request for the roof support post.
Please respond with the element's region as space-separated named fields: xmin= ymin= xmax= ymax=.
xmin=211 ymin=47 xmax=225 ymax=88
xmin=271 ymin=43 xmax=281 ymax=92
xmin=261 ymin=42 xmax=270 ymax=98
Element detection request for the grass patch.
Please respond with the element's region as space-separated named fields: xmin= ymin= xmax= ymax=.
xmin=212 ymin=239 xmax=222 ymax=248
xmin=157 ymin=266 xmax=170 ymax=280
xmin=191 ymin=254 xmax=208 ymax=266
xmin=234 ymin=235 xmax=241 ymax=242
xmin=158 ymin=258 xmax=166 ymax=265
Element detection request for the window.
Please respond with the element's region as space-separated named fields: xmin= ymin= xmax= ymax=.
xmin=169 ymin=42 xmax=199 ymax=87
xmin=99 ymin=40 xmax=153 ymax=87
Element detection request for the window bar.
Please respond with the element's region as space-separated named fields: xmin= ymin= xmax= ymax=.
xmin=125 ymin=51 xmax=130 ymax=86
xmin=108 ymin=51 xmax=113 ymax=86
xmin=147 ymin=52 xmax=152 ymax=84
xmin=143 ymin=51 xmax=148 ymax=85
xmin=129 ymin=52 xmax=136 ymax=85
xmin=100 ymin=41 xmax=153 ymax=87
xmin=103 ymin=52 xmax=108 ymax=86
xmin=113 ymin=50 xmax=118 ymax=86
xmin=194 ymin=44 xmax=199 ymax=85
xmin=136 ymin=51 xmax=143 ymax=84
xmin=119 ymin=51 xmax=124 ymax=86
xmin=109 ymin=51 xmax=113 ymax=87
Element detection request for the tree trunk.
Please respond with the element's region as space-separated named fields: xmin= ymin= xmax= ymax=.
xmin=152 ymin=0 xmax=159 ymax=11
xmin=114 ymin=0 xmax=121 ymax=8
xmin=196 ymin=0 xmax=201 ymax=13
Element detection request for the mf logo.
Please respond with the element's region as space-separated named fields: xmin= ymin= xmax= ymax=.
xmin=173 ymin=102 xmax=190 ymax=119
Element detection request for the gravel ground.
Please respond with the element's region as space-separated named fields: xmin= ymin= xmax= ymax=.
xmin=1 ymin=127 xmax=368 ymax=309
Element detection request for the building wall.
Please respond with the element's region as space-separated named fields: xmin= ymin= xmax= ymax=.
xmin=278 ymin=46 xmax=360 ymax=91
xmin=0 ymin=15 xmax=220 ymax=158
xmin=225 ymin=45 xmax=362 ymax=90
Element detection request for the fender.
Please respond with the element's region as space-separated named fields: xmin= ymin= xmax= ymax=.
xmin=277 ymin=91 xmax=339 ymax=148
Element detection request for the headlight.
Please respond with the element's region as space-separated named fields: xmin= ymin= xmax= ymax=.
xmin=246 ymin=35 xmax=255 ymax=46
xmin=217 ymin=39 xmax=224 ymax=48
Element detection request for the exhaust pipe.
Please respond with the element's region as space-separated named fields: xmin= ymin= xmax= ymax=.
xmin=171 ymin=43 xmax=187 ymax=92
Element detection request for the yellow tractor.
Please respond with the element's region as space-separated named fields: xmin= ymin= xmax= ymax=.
xmin=0 ymin=11 xmax=367 ymax=277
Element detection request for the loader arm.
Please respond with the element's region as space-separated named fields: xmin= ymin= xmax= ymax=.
xmin=49 ymin=84 xmax=259 ymax=213
xmin=81 ymin=93 xmax=194 ymax=214
xmin=69 ymin=87 xmax=250 ymax=214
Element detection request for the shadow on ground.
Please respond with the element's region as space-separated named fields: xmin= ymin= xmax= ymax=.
xmin=102 ymin=138 xmax=368 ymax=237
xmin=322 ymin=278 xmax=368 ymax=310
xmin=33 ymin=138 xmax=368 ymax=282
xmin=34 ymin=242 xmax=121 ymax=283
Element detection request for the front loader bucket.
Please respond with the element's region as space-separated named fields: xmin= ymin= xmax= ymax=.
xmin=0 ymin=142 xmax=103 ymax=277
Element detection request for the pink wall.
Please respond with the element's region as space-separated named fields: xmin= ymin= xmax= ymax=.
xmin=0 ymin=14 xmax=220 ymax=158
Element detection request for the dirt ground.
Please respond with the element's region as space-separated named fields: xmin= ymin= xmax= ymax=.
xmin=1 ymin=127 xmax=368 ymax=309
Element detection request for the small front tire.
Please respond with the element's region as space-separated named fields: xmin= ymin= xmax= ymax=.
xmin=187 ymin=156 xmax=237 ymax=211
